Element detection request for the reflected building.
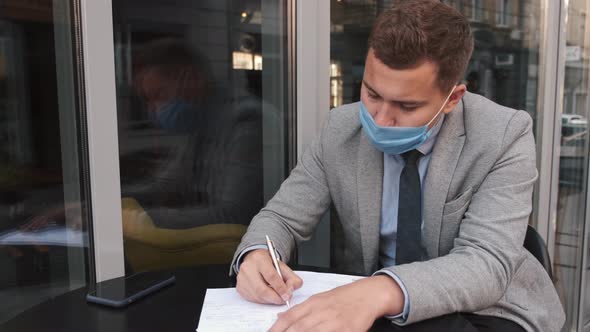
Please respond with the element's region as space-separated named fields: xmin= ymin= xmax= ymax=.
xmin=330 ymin=0 xmax=542 ymax=122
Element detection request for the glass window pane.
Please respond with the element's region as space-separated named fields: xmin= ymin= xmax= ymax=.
xmin=112 ymin=0 xmax=291 ymax=273
xmin=0 ymin=1 xmax=90 ymax=323
xmin=330 ymin=0 xmax=553 ymax=318
xmin=557 ymin=0 xmax=590 ymax=329
xmin=331 ymin=0 xmax=541 ymax=122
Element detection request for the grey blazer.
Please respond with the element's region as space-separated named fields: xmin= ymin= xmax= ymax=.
xmin=232 ymin=92 xmax=565 ymax=331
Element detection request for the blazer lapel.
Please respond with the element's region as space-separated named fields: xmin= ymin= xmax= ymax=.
xmin=357 ymin=131 xmax=384 ymax=274
xmin=423 ymin=99 xmax=466 ymax=258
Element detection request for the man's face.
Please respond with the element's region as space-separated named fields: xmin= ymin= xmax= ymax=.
xmin=135 ymin=66 xmax=204 ymax=113
xmin=135 ymin=68 xmax=177 ymax=113
xmin=361 ymin=49 xmax=465 ymax=128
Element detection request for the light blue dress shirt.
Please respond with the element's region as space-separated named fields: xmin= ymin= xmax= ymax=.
xmin=373 ymin=115 xmax=444 ymax=321
xmin=379 ymin=115 xmax=444 ymax=267
xmin=235 ymin=115 xmax=445 ymax=321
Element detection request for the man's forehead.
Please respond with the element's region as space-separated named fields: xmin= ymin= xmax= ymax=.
xmin=363 ymin=53 xmax=440 ymax=99
xmin=363 ymin=72 xmax=439 ymax=103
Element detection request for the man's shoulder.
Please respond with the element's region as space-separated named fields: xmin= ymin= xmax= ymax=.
xmin=321 ymin=102 xmax=363 ymax=140
xmin=462 ymin=92 xmax=533 ymax=137
xmin=328 ymin=102 xmax=361 ymax=125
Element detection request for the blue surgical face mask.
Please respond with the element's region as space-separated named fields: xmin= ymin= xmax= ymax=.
xmin=155 ymin=100 xmax=197 ymax=133
xmin=359 ymin=87 xmax=455 ymax=155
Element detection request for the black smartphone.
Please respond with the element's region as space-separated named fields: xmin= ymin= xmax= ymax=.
xmin=86 ymin=272 xmax=176 ymax=308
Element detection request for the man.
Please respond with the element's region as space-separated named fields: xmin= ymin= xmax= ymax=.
xmin=231 ymin=1 xmax=565 ymax=331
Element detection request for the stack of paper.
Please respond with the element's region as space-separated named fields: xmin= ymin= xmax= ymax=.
xmin=197 ymin=271 xmax=363 ymax=332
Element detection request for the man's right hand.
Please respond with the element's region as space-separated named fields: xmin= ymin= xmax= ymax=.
xmin=236 ymin=249 xmax=303 ymax=305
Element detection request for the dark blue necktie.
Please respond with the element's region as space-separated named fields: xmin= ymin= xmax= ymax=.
xmin=396 ymin=149 xmax=424 ymax=265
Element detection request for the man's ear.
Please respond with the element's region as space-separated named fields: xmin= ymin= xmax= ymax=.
xmin=442 ymin=84 xmax=466 ymax=114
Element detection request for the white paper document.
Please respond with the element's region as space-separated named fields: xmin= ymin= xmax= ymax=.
xmin=197 ymin=270 xmax=363 ymax=332
xmin=0 ymin=226 xmax=88 ymax=247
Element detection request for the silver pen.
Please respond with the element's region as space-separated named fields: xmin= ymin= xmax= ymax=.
xmin=265 ymin=234 xmax=291 ymax=308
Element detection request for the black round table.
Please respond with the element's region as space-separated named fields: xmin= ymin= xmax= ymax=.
xmin=1 ymin=264 xmax=496 ymax=332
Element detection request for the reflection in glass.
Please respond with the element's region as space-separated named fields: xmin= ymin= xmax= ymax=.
xmin=330 ymin=61 xmax=343 ymax=108
xmin=556 ymin=0 xmax=590 ymax=330
xmin=331 ymin=0 xmax=541 ymax=120
xmin=0 ymin=0 xmax=89 ymax=324
xmin=112 ymin=0 xmax=290 ymax=273
xmin=330 ymin=0 xmax=563 ymax=323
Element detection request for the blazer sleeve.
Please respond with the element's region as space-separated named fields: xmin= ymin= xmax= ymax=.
xmin=378 ymin=110 xmax=538 ymax=324
xmin=230 ymin=112 xmax=334 ymax=274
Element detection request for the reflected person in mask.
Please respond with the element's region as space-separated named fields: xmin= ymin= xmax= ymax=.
xmin=21 ymin=39 xmax=264 ymax=233
xmin=121 ymin=38 xmax=263 ymax=228
xmin=134 ymin=43 xmax=205 ymax=134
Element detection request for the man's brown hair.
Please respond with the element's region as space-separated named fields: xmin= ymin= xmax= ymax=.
xmin=368 ymin=0 xmax=474 ymax=92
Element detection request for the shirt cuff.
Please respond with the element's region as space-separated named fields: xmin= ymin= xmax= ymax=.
xmin=233 ymin=244 xmax=269 ymax=274
xmin=372 ymin=270 xmax=410 ymax=322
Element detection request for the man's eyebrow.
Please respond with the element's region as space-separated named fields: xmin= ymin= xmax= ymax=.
xmin=362 ymin=80 xmax=379 ymax=95
xmin=363 ymin=80 xmax=428 ymax=105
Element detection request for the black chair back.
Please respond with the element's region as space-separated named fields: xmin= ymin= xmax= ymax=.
xmin=523 ymin=225 xmax=553 ymax=281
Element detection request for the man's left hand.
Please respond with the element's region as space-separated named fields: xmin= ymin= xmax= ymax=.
xmin=268 ymin=275 xmax=404 ymax=332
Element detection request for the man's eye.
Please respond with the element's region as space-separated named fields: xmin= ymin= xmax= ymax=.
xmin=368 ymin=93 xmax=380 ymax=100
xmin=400 ymin=105 xmax=418 ymax=111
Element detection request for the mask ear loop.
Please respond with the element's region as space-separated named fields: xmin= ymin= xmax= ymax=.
xmin=425 ymin=86 xmax=456 ymax=128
